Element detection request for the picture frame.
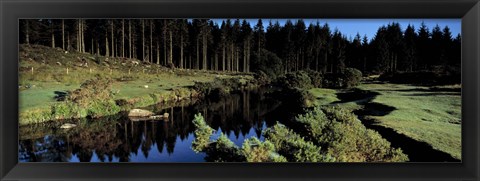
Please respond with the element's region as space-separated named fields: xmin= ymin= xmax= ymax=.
xmin=1 ymin=0 xmax=479 ymax=180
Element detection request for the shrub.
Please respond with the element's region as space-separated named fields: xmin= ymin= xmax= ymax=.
xmin=204 ymin=133 xmax=245 ymax=162
xmin=241 ymin=137 xmax=287 ymax=162
xmin=251 ymin=49 xmax=284 ymax=79
xmin=304 ymin=69 xmax=324 ymax=88
xmin=192 ymin=114 xmax=214 ymax=153
xmin=323 ymin=68 xmax=362 ymax=88
xmin=193 ymin=77 xmax=249 ymax=98
xmin=343 ymin=68 xmax=363 ymax=88
xmin=279 ymin=88 xmax=315 ymax=108
xmin=277 ymin=71 xmax=313 ymax=90
xmin=67 ymin=75 xmax=115 ymax=107
xmin=254 ymin=70 xmax=272 ymax=85
xmin=263 ymin=124 xmax=336 ymax=162
xmin=295 ymin=106 xmax=408 ymax=162
xmin=172 ymin=87 xmax=191 ymax=99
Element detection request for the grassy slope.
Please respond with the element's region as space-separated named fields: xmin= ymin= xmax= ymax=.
xmin=19 ymin=44 xmax=253 ymax=124
xmin=357 ymin=83 xmax=461 ymax=160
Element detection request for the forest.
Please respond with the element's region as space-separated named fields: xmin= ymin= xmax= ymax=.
xmin=20 ymin=19 xmax=461 ymax=75
xmin=18 ymin=19 xmax=461 ymax=163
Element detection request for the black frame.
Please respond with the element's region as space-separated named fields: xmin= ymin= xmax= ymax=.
xmin=1 ymin=0 xmax=479 ymax=180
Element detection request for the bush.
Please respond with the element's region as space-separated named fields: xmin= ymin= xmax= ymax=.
xmin=67 ymin=75 xmax=115 ymax=106
xmin=251 ymin=49 xmax=284 ymax=79
xmin=254 ymin=71 xmax=272 ymax=85
xmin=191 ymin=115 xmax=301 ymax=162
xmin=277 ymin=71 xmax=313 ymax=90
xmin=295 ymin=106 xmax=408 ymax=162
xmin=192 ymin=114 xmax=214 ymax=153
xmin=241 ymin=137 xmax=287 ymax=162
xmin=193 ymin=77 xmax=249 ymax=98
xmin=323 ymin=68 xmax=362 ymax=88
xmin=264 ymin=124 xmax=336 ymax=162
xmin=304 ymin=69 xmax=324 ymax=88
xmin=279 ymin=88 xmax=316 ymax=108
xmin=343 ymin=68 xmax=363 ymax=88
xmin=205 ymin=134 xmax=245 ymax=162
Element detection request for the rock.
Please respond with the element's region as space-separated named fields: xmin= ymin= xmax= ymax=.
xmin=149 ymin=115 xmax=164 ymax=119
xmin=163 ymin=113 xmax=169 ymax=118
xmin=60 ymin=123 xmax=77 ymax=129
xmin=128 ymin=109 xmax=154 ymax=117
xmin=144 ymin=85 xmax=149 ymax=89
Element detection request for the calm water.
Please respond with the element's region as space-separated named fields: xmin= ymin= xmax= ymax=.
xmin=19 ymin=88 xmax=297 ymax=162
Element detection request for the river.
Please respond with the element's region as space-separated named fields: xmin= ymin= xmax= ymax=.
xmin=18 ymin=87 xmax=300 ymax=162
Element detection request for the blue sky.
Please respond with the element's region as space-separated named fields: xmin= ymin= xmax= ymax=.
xmin=210 ymin=19 xmax=461 ymax=41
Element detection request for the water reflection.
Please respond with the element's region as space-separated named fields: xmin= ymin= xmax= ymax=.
xmin=19 ymin=88 xmax=288 ymax=162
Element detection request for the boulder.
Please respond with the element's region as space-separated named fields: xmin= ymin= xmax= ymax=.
xmin=60 ymin=123 xmax=77 ymax=129
xmin=128 ymin=109 xmax=154 ymax=117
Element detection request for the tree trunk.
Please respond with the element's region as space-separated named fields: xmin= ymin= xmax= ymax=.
xmin=25 ymin=20 xmax=29 ymax=45
xmin=91 ymin=38 xmax=93 ymax=54
xmin=169 ymin=30 xmax=173 ymax=65
xmin=196 ymin=38 xmax=199 ymax=69
xmin=180 ymin=35 xmax=184 ymax=69
xmin=231 ymin=43 xmax=234 ymax=71
xmin=110 ymin=20 xmax=115 ymax=57
xmin=247 ymin=40 xmax=250 ymax=72
xmin=62 ymin=19 xmax=64 ymax=50
xmin=243 ymin=41 xmax=246 ymax=72
xmin=96 ymin=40 xmax=100 ymax=55
xmin=122 ymin=19 xmax=125 ymax=58
xmin=51 ymin=21 xmax=55 ymax=48
xmin=106 ymin=28 xmax=109 ymax=57
xmin=226 ymin=45 xmax=230 ymax=71
xmin=215 ymin=53 xmax=218 ymax=71
xmin=82 ymin=19 xmax=85 ymax=53
xmin=163 ymin=20 xmax=167 ymax=65
xmin=67 ymin=32 xmax=70 ymax=51
xmin=76 ymin=20 xmax=79 ymax=51
xmin=142 ymin=20 xmax=145 ymax=61
xmin=150 ymin=20 xmax=153 ymax=63
xmin=156 ymin=40 xmax=160 ymax=64
xmin=222 ymin=46 xmax=226 ymax=71
xmin=202 ymin=34 xmax=207 ymax=70
xmin=129 ymin=20 xmax=132 ymax=59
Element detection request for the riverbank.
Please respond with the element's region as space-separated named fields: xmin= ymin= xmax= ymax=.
xmin=19 ymin=45 xmax=257 ymax=125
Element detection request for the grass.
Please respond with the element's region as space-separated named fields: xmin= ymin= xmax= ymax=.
xmin=308 ymin=83 xmax=461 ymax=160
xmin=357 ymin=83 xmax=461 ymax=160
xmin=308 ymin=88 xmax=362 ymax=111
xmin=19 ymin=44 xmax=253 ymax=125
xmin=308 ymin=88 xmax=339 ymax=106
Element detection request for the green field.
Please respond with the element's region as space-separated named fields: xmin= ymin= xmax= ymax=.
xmin=357 ymin=83 xmax=461 ymax=160
xmin=309 ymin=82 xmax=461 ymax=160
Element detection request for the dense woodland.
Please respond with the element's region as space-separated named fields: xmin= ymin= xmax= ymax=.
xmin=20 ymin=19 xmax=461 ymax=75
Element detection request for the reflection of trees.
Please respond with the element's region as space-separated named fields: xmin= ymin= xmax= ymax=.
xmin=18 ymin=135 xmax=68 ymax=162
xmin=19 ymin=88 xmax=288 ymax=162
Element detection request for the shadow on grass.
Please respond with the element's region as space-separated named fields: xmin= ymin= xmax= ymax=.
xmin=360 ymin=118 xmax=459 ymax=162
xmin=335 ymin=88 xmax=460 ymax=162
